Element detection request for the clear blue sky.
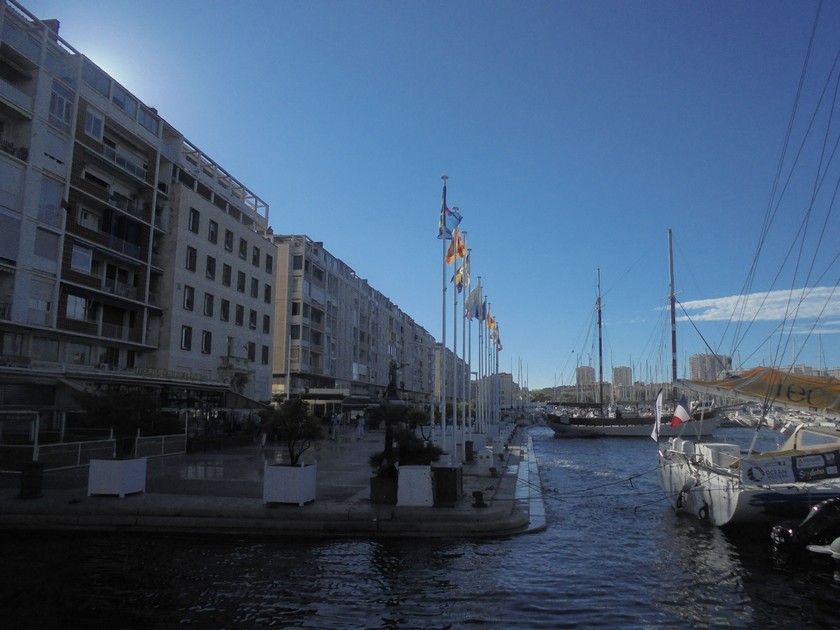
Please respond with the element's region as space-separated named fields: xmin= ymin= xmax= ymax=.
xmin=23 ymin=0 xmax=840 ymax=389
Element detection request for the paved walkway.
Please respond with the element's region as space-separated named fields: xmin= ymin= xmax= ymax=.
xmin=0 ymin=427 xmax=546 ymax=539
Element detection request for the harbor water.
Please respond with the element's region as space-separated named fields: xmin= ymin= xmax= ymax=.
xmin=2 ymin=425 xmax=838 ymax=629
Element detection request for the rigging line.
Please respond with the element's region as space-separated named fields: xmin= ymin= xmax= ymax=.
xmin=730 ymin=1 xmax=826 ymax=347
xmin=539 ymin=466 xmax=662 ymax=497
xmin=772 ymin=63 xmax=840 ymax=367
xmin=730 ymin=95 xmax=840 ymax=363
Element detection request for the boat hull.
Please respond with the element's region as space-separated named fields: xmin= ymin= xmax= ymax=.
xmin=658 ymin=437 xmax=840 ymax=527
xmin=546 ymin=414 xmax=718 ymax=438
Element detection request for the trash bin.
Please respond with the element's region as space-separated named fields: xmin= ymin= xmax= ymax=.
xmin=433 ymin=466 xmax=463 ymax=506
xmin=19 ymin=461 xmax=44 ymax=499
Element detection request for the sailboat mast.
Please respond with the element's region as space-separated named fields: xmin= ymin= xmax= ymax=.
xmin=668 ymin=229 xmax=678 ymax=392
xmin=597 ymin=268 xmax=604 ymax=415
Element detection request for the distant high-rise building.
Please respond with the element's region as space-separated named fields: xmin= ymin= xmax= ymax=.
xmin=689 ymin=354 xmax=732 ymax=381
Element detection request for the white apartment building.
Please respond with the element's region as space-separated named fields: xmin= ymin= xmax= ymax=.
xmin=689 ymin=353 xmax=732 ymax=382
xmin=0 ymin=1 xmax=274 ymax=425
xmin=270 ymin=235 xmax=436 ymax=415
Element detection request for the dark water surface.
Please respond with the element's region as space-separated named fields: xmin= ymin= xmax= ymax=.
xmin=3 ymin=426 xmax=839 ymax=629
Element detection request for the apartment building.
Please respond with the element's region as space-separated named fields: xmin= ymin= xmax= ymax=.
xmin=688 ymin=353 xmax=732 ymax=382
xmin=0 ymin=1 xmax=274 ymax=425
xmin=269 ymin=235 xmax=437 ymax=415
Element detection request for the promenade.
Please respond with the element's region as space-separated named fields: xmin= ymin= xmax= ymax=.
xmin=0 ymin=427 xmax=546 ymax=539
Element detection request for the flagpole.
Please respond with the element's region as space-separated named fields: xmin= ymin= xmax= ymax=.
xmin=451 ymin=225 xmax=460 ymax=465
xmin=439 ymin=176 xmax=448 ymax=454
xmin=463 ymin=247 xmax=471 ymax=440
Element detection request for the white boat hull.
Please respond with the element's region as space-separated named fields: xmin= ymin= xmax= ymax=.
xmin=658 ymin=435 xmax=840 ymax=527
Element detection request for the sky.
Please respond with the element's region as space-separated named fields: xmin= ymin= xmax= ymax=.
xmin=20 ymin=0 xmax=840 ymax=389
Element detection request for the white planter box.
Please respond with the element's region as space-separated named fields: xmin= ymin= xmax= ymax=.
xmin=397 ymin=465 xmax=434 ymax=506
xmin=88 ymin=458 xmax=147 ymax=497
xmin=263 ymin=461 xmax=317 ymax=506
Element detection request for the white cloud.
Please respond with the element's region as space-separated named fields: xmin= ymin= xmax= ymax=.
xmin=678 ymin=287 xmax=840 ymax=328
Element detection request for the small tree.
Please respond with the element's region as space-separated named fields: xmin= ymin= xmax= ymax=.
xmin=368 ymin=404 xmax=442 ymax=477
xmin=259 ymin=398 xmax=322 ymax=466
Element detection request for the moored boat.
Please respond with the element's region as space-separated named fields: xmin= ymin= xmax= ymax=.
xmin=659 ymin=418 xmax=840 ymax=527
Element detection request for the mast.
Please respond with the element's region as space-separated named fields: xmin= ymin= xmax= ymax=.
xmin=597 ymin=268 xmax=604 ymax=415
xmin=668 ymin=229 xmax=678 ymax=395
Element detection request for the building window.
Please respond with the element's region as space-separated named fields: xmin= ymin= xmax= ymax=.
xmin=239 ymin=238 xmax=248 ymax=260
xmin=206 ymin=256 xmax=216 ymax=280
xmin=252 ymin=246 xmax=260 ymax=267
xmin=224 ymin=230 xmax=233 ymax=252
xmin=188 ymin=207 xmax=200 ymax=233
xmin=249 ymin=309 xmax=257 ymax=329
xmin=237 ymin=271 xmax=246 ymax=293
xmin=71 ymin=245 xmax=93 ymax=273
xmin=201 ymin=330 xmax=212 ymax=354
xmin=138 ymin=105 xmax=159 ymax=134
xmin=82 ymin=59 xmax=111 ymax=97
xmin=292 ymin=255 xmax=303 ymax=271
xmin=183 ymin=285 xmax=194 ymax=310
xmin=84 ymin=108 xmax=104 ymax=141
xmin=264 ymin=284 xmax=271 ymax=304
xmin=112 ymin=84 xmax=138 ymax=119
xmin=235 ymin=304 xmax=244 ymax=326
xmin=250 ymin=278 xmax=259 ymax=298
xmin=204 ymin=293 xmax=214 ymax=317
xmin=291 ymin=302 xmax=300 ymax=316
xmin=263 ymin=314 xmax=271 ymax=334
xmin=247 ymin=342 xmax=256 ymax=362
xmin=290 ymin=325 xmax=300 ymax=340
xmin=66 ymin=295 xmax=88 ymax=320
xmin=265 ymin=253 xmax=273 ymax=274
xmin=261 ymin=345 xmax=269 ymax=365
xmin=220 ymin=299 xmax=230 ymax=322
xmin=49 ymin=80 xmax=73 ymax=132
xmin=181 ymin=325 xmax=192 ymax=350
xmin=208 ymin=220 xmax=218 ymax=244
xmin=186 ymin=246 xmax=197 ymax=271
xmin=222 ymin=264 xmax=232 ymax=287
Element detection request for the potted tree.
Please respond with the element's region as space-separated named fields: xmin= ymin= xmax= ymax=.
xmin=368 ymin=404 xmax=443 ymax=506
xmin=260 ymin=398 xmax=323 ymax=505
xmin=76 ymin=388 xmax=160 ymax=497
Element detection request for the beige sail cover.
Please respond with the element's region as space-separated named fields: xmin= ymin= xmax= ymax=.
xmin=687 ymin=367 xmax=840 ymax=414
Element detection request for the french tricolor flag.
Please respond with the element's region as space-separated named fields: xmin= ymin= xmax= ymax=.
xmin=670 ymin=395 xmax=692 ymax=427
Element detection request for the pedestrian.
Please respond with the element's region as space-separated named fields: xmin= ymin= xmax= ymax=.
xmin=330 ymin=413 xmax=341 ymax=441
xmin=356 ymin=413 xmax=365 ymax=439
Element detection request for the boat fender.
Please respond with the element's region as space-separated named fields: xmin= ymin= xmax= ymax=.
xmin=698 ymin=503 xmax=709 ymax=520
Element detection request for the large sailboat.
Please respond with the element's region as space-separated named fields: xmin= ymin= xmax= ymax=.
xmin=658 ymin=370 xmax=840 ymax=526
xmin=657 ymin=8 xmax=840 ymax=527
xmin=546 ymin=263 xmax=718 ymax=438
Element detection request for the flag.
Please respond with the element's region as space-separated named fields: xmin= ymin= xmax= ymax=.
xmin=671 ymin=395 xmax=691 ymax=427
xmin=464 ymin=285 xmax=481 ymax=320
xmin=451 ymin=251 xmax=470 ymax=292
xmin=478 ymin=298 xmax=488 ymax=321
xmin=437 ymin=183 xmax=462 ymax=239
xmin=494 ymin=326 xmax=503 ymax=352
xmin=486 ymin=306 xmax=496 ymax=331
xmin=445 ymin=225 xmax=466 ymax=264
xmin=651 ymin=388 xmax=663 ymax=442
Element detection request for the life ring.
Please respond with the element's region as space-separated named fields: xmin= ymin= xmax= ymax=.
xmin=698 ymin=504 xmax=709 ymax=520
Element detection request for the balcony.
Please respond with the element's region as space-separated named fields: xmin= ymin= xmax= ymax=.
xmin=0 ymin=137 xmax=28 ymax=161
xmin=103 ymin=280 xmax=138 ymax=301
xmin=103 ymin=145 xmax=147 ymax=181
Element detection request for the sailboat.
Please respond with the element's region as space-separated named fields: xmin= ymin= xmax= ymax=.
xmin=657 ymin=8 xmax=840 ymax=527
xmin=546 ymin=265 xmax=718 ymax=438
xmin=658 ymin=371 xmax=840 ymax=526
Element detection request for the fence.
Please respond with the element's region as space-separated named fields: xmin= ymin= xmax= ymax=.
xmin=0 ymin=432 xmax=188 ymax=474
